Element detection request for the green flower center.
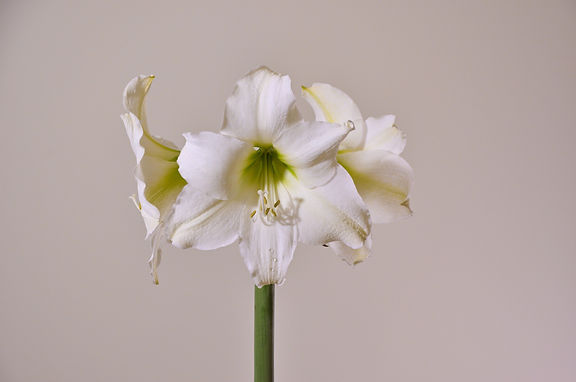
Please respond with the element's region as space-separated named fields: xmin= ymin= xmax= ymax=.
xmin=242 ymin=145 xmax=293 ymax=188
xmin=242 ymin=145 xmax=294 ymax=220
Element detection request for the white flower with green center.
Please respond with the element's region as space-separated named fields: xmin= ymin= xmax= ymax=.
xmin=121 ymin=75 xmax=186 ymax=284
xmin=302 ymin=83 xmax=414 ymax=264
xmin=165 ymin=67 xmax=371 ymax=286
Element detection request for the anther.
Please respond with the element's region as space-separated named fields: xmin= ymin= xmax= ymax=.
xmin=263 ymin=195 xmax=268 ymax=205
xmin=265 ymin=208 xmax=270 ymax=215
xmin=250 ymin=210 xmax=257 ymax=218
xmin=274 ymin=200 xmax=280 ymax=207
xmin=346 ymin=120 xmax=355 ymax=130
xmin=270 ymin=209 xmax=277 ymax=217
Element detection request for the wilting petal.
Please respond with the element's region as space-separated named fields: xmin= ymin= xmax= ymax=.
xmin=239 ymin=214 xmax=298 ymax=287
xmin=273 ymin=120 xmax=352 ymax=188
xmin=364 ymin=115 xmax=406 ymax=154
xmin=285 ymin=166 xmax=371 ymax=250
xmin=121 ymin=76 xmax=185 ymax=237
xmin=167 ymin=185 xmax=244 ymax=250
xmin=328 ymin=235 xmax=372 ymax=265
xmin=177 ymin=132 xmax=253 ymax=200
xmin=221 ymin=67 xmax=301 ymax=144
xmin=301 ymin=83 xmax=366 ymax=151
xmin=338 ymin=150 xmax=413 ymax=224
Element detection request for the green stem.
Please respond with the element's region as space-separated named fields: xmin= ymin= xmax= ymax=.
xmin=254 ymin=284 xmax=274 ymax=382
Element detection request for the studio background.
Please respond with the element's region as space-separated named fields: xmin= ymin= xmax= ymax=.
xmin=1 ymin=1 xmax=575 ymax=381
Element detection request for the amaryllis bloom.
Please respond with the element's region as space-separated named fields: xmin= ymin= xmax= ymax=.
xmin=121 ymin=75 xmax=186 ymax=284
xmin=302 ymin=83 xmax=414 ymax=264
xmin=165 ymin=67 xmax=371 ymax=286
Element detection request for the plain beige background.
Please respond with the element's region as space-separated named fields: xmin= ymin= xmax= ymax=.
xmin=1 ymin=0 xmax=575 ymax=381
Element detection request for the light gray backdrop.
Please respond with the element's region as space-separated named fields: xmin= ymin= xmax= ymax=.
xmin=1 ymin=0 xmax=575 ymax=381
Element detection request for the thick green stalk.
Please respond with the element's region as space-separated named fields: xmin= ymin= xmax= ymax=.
xmin=254 ymin=284 xmax=274 ymax=382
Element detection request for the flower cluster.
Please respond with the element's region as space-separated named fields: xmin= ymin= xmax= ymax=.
xmin=122 ymin=67 xmax=413 ymax=286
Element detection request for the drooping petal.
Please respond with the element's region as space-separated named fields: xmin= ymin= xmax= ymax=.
xmin=221 ymin=67 xmax=301 ymax=144
xmin=121 ymin=76 xmax=186 ymax=237
xmin=122 ymin=75 xmax=187 ymax=285
xmin=284 ymin=166 xmax=371 ymax=250
xmin=135 ymin=148 xmax=186 ymax=225
xmin=301 ymin=83 xmax=367 ymax=151
xmin=364 ymin=115 xmax=406 ymax=154
xmin=238 ymin=214 xmax=298 ymax=287
xmin=166 ymin=185 xmax=244 ymax=250
xmin=131 ymin=176 xmax=161 ymax=234
xmin=148 ymin=231 xmax=163 ymax=285
xmin=273 ymin=120 xmax=353 ymax=188
xmin=177 ymin=132 xmax=253 ymax=200
xmin=123 ymin=75 xmax=180 ymax=153
xmin=338 ymin=150 xmax=413 ymax=224
xmin=328 ymin=235 xmax=372 ymax=265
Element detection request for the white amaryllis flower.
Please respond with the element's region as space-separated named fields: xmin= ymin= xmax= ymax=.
xmin=165 ymin=67 xmax=371 ymax=286
xmin=302 ymin=83 xmax=414 ymax=264
xmin=121 ymin=75 xmax=186 ymax=284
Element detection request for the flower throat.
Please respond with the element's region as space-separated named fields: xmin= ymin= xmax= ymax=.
xmin=242 ymin=145 xmax=293 ymax=220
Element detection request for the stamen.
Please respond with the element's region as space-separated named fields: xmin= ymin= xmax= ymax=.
xmin=247 ymin=147 xmax=291 ymax=224
xmin=129 ymin=194 xmax=142 ymax=210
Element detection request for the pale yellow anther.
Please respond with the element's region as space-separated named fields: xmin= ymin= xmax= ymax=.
xmin=129 ymin=194 xmax=142 ymax=210
xmin=250 ymin=210 xmax=257 ymax=218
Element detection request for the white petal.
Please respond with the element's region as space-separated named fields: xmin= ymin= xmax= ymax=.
xmin=148 ymin=231 xmax=163 ymax=285
xmin=238 ymin=214 xmax=298 ymax=287
xmin=134 ymin=175 xmax=160 ymax=234
xmin=123 ymin=75 xmax=154 ymax=120
xmin=221 ymin=67 xmax=301 ymax=144
xmin=167 ymin=185 xmax=244 ymax=250
xmin=284 ymin=166 xmax=371 ymax=249
xmin=123 ymin=75 xmax=180 ymax=152
xmin=137 ymin=151 xmax=186 ymax=216
xmin=177 ymin=132 xmax=253 ymax=200
xmin=364 ymin=115 xmax=406 ymax=154
xmin=273 ymin=121 xmax=353 ymax=188
xmin=301 ymin=83 xmax=366 ymax=151
xmin=121 ymin=76 xmax=185 ymax=238
xmin=122 ymin=76 xmax=186 ymax=284
xmin=328 ymin=235 xmax=372 ymax=265
xmin=338 ymin=150 xmax=414 ymax=224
